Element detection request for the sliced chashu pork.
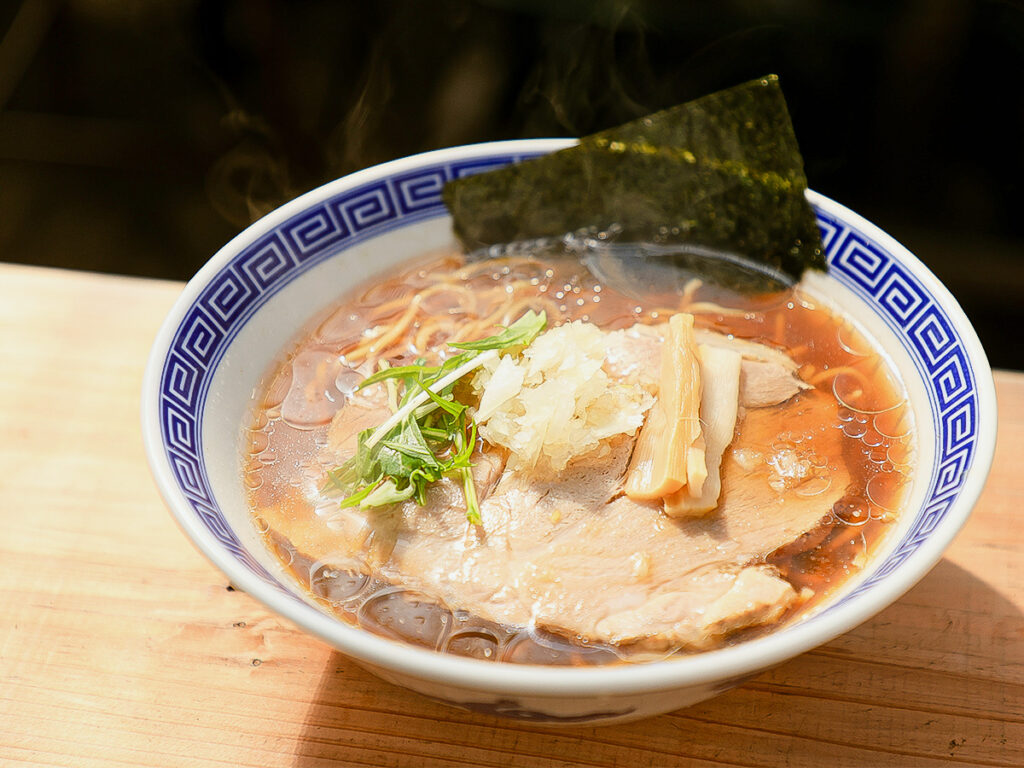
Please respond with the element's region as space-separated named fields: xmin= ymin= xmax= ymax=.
xmin=290 ymin=320 xmax=840 ymax=651
xmin=421 ymin=393 xmax=845 ymax=651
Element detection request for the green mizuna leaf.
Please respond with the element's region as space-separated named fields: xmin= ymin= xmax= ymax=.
xmin=449 ymin=310 xmax=547 ymax=352
xmin=327 ymin=310 xmax=547 ymax=523
xmin=359 ymin=362 xmax=441 ymax=390
xmin=361 ymin=479 xmax=416 ymax=508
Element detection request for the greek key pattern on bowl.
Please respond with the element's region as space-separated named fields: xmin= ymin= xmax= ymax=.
xmin=820 ymin=212 xmax=977 ymax=603
xmin=159 ymin=157 xmax=979 ymax=612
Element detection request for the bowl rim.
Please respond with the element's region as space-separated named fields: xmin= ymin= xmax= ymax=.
xmin=142 ymin=138 xmax=997 ymax=697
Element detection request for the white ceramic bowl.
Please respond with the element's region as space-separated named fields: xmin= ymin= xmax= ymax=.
xmin=142 ymin=139 xmax=997 ymax=724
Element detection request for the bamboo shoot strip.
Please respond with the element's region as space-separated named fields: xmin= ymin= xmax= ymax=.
xmin=624 ymin=313 xmax=706 ymax=500
xmin=665 ymin=344 xmax=742 ymax=518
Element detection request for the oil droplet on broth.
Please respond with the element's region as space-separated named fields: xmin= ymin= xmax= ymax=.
xmin=280 ymin=349 xmax=350 ymax=429
xmin=358 ymin=589 xmax=453 ymax=650
xmin=248 ymin=429 xmax=270 ymax=455
xmin=309 ymin=563 xmax=369 ymax=604
xmin=446 ymin=631 xmax=500 ymax=660
xmin=272 ymin=538 xmax=295 ymax=567
xmin=359 ymin=280 xmax=415 ymax=313
xmin=794 ymin=474 xmax=832 ymax=498
xmin=501 ymin=628 xmax=619 ymax=666
xmin=832 ymin=365 xmax=905 ymax=414
xmin=873 ymin=405 xmax=913 ymax=439
xmin=263 ymin=365 xmax=293 ymax=410
xmin=334 ymin=369 xmax=362 ymax=396
xmin=842 ymin=420 xmax=868 ymax=439
xmin=860 ymin=429 xmax=885 ymax=448
xmin=886 ymin=439 xmax=915 ymax=469
xmin=836 ymin=322 xmax=873 ymax=357
xmin=867 ymin=471 xmax=910 ymax=512
xmin=867 ymin=448 xmax=888 ymax=464
xmin=316 ymin=308 xmax=368 ymax=347
xmin=832 ymin=497 xmax=871 ymax=526
xmin=417 ymin=285 xmax=476 ymax=316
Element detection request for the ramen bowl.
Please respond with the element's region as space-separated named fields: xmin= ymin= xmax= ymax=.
xmin=142 ymin=139 xmax=996 ymax=724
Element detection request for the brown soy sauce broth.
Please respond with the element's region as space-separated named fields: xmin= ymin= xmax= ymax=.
xmin=244 ymin=250 xmax=914 ymax=665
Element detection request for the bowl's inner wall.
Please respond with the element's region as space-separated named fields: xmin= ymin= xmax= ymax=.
xmin=155 ymin=148 xmax=982 ymax=625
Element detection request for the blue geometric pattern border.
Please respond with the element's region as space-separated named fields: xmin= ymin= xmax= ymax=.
xmin=159 ymin=155 xmax=979 ymax=617
xmin=820 ymin=212 xmax=977 ymax=607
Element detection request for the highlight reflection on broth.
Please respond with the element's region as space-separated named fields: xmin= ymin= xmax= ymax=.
xmin=244 ymin=250 xmax=914 ymax=665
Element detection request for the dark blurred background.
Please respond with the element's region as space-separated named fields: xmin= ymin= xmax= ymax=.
xmin=1 ymin=0 xmax=1022 ymax=366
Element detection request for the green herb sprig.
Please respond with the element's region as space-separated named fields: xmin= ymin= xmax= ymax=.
xmin=324 ymin=310 xmax=546 ymax=524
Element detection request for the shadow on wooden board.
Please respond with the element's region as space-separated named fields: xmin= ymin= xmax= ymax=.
xmin=290 ymin=557 xmax=1021 ymax=767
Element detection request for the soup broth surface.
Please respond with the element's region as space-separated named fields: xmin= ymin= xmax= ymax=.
xmin=244 ymin=250 xmax=914 ymax=665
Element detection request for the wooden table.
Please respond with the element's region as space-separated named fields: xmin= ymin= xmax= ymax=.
xmin=1 ymin=263 xmax=1020 ymax=768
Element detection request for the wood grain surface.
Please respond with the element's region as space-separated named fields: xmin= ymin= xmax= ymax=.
xmin=0 ymin=263 xmax=1020 ymax=768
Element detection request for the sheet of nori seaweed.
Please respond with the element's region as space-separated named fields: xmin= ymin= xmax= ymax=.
xmin=442 ymin=75 xmax=825 ymax=280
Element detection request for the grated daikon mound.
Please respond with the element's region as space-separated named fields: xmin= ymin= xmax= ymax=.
xmin=470 ymin=321 xmax=654 ymax=474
